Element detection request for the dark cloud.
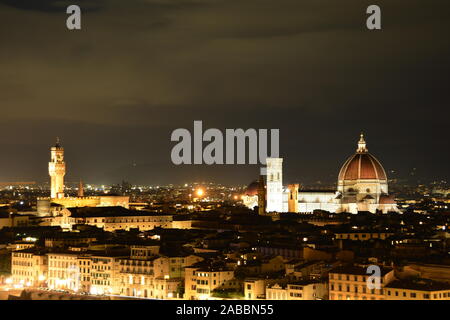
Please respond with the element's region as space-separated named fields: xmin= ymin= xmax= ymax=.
xmin=0 ymin=0 xmax=449 ymax=185
xmin=0 ymin=0 xmax=105 ymax=12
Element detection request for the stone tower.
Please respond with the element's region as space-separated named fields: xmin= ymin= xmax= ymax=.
xmin=257 ymin=174 xmax=266 ymax=215
xmin=265 ymin=157 xmax=283 ymax=212
xmin=288 ymin=184 xmax=299 ymax=213
xmin=78 ymin=179 xmax=84 ymax=197
xmin=48 ymin=138 xmax=66 ymax=199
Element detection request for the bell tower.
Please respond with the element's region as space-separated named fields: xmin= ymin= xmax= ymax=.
xmin=48 ymin=137 xmax=66 ymax=199
xmin=266 ymin=157 xmax=283 ymax=212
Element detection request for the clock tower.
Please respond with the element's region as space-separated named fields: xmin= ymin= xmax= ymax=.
xmin=48 ymin=138 xmax=66 ymax=199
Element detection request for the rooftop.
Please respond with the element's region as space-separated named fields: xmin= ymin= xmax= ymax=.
xmin=385 ymin=278 xmax=450 ymax=292
xmin=329 ymin=265 xmax=393 ymax=276
xmin=68 ymin=206 xmax=173 ymax=218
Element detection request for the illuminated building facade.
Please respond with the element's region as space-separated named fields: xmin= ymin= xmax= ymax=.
xmin=266 ymin=281 xmax=328 ymax=300
xmin=48 ymin=138 xmax=66 ymax=200
xmin=384 ymin=279 xmax=450 ymax=300
xmin=184 ymin=266 xmax=237 ymax=300
xmin=243 ymin=134 xmax=399 ymax=214
xmin=328 ymin=265 xmax=395 ymax=300
xmin=44 ymin=207 xmax=173 ymax=231
xmin=266 ymin=158 xmax=283 ymax=212
xmin=241 ymin=181 xmax=259 ymax=210
xmin=11 ymin=249 xmax=47 ymax=288
xmin=38 ymin=140 xmax=130 ymax=217
xmin=47 ymin=252 xmax=81 ymax=291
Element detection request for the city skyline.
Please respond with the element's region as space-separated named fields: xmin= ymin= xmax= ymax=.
xmin=0 ymin=133 xmax=445 ymax=187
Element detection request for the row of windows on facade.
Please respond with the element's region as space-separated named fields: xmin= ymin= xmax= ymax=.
xmin=12 ymin=260 xmax=33 ymax=266
xmin=266 ymin=291 xmax=301 ymax=299
xmin=92 ymin=280 xmax=111 ymax=286
xmin=12 ymin=270 xmax=33 ymax=276
xmin=331 ymin=294 xmax=377 ymax=300
xmin=247 ymin=284 xmax=314 ymax=291
xmin=196 ymin=271 xmax=231 ymax=277
xmin=121 ymin=282 xmax=167 ymax=290
xmin=331 ymin=291 xmax=448 ymax=300
xmin=331 ymin=284 xmax=381 ymax=294
xmin=121 ymin=277 xmax=160 ymax=286
xmin=336 ymin=233 xmax=391 ymax=239
xmin=121 ymin=267 xmax=154 ymax=275
xmin=120 ymin=258 xmax=185 ymax=266
xmin=13 ymin=253 xmax=33 ymax=258
xmin=330 ymin=274 xmax=383 ymax=282
xmin=385 ymin=290 xmax=450 ymax=299
xmin=49 ymin=261 xmax=77 ymax=268
xmin=87 ymin=218 xmax=170 ymax=223
xmin=122 ymin=289 xmax=166 ymax=298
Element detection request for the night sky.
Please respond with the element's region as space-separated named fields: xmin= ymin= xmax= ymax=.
xmin=0 ymin=0 xmax=449 ymax=186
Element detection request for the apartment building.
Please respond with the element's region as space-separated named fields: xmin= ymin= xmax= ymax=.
xmin=116 ymin=248 xmax=203 ymax=299
xmin=328 ymin=265 xmax=395 ymax=300
xmin=90 ymin=254 xmax=125 ymax=295
xmin=185 ymin=264 xmax=237 ymax=300
xmin=78 ymin=255 xmax=92 ymax=293
xmin=244 ymin=279 xmax=268 ymax=300
xmin=11 ymin=248 xmax=47 ymax=287
xmin=334 ymin=231 xmax=394 ymax=241
xmin=47 ymin=252 xmax=82 ymax=291
xmin=49 ymin=207 xmax=173 ymax=232
xmin=384 ymin=278 xmax=450 ymax=300
xmin=266 ymin=280 xmax=328 ymax=300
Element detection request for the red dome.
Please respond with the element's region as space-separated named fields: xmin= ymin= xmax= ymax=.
xmin=244 ymin=181 xmax=259 ymax=196
xmin=338 ymin=153 xmax=387 ymax=181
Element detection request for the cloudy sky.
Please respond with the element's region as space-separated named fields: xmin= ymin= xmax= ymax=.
xmin=0 ymin=0 xmax=449 ymax=186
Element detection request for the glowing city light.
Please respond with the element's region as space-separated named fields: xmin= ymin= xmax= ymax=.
xmin=196 ymin=188 xmax=204 ymax=197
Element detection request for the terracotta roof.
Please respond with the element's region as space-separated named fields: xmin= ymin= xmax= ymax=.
xmin=338 ymin=153 xmax=387 ymax=181
xmin=385 ymin=278 xmax=450 ymax=291
xmin=329 ymin=265 xmax=393 ymax=276
xmin=244 ymin=181 xmax=259 ymax=196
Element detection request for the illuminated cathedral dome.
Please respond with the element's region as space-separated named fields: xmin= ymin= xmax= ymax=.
xmin=287 ymin=133 xmax=399 ymax=215
xmin=338 ymin=134 xmax=387 ymax=181
xmin=337 ymin=133 xmax=388 ymax=199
